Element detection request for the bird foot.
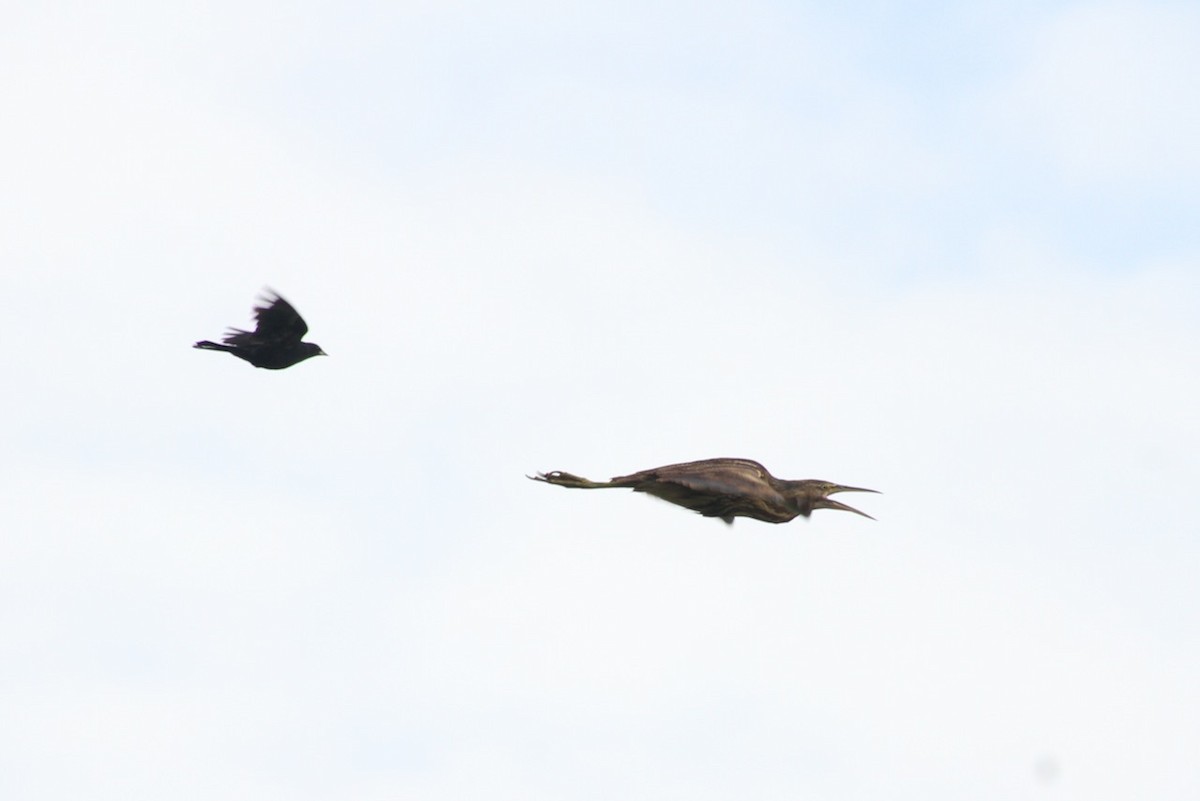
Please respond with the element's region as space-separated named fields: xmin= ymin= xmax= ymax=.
xmin=528 ymin=471 xmax=604 ymax=488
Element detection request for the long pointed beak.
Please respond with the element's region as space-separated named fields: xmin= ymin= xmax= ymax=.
xmin=821 ymin=497 xmax=876 ymax=520
xmin=822 ymin=485 xmax=880 ymax=520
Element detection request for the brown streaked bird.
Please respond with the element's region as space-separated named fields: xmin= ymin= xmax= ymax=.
xmin=194 ymin=289 xmax=326 ymax=370
xmin=529 ymin=458 xmax=879 ymax=525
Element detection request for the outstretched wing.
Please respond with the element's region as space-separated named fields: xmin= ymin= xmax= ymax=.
xmin=222 ymin=290 xmax=308 ymax=347
xmin=251 ymin=289 xmax=308 ymax=342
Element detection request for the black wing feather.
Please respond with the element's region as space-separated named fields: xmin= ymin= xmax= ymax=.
xmin=252 ymin=290 xmax=308 ymax=342
xmin=220 ymin=290 xmax=309 ymax=347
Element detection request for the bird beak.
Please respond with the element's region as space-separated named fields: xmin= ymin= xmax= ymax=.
xmin=821 ymin=497 xmax=876 ymax=520
xmin=830 ymin=484 xmax=879 ymax=495
xmin=317 ymin=348 xmax=328 ymax=356
xmin=824 ymin=485 xmax=880 ymax=520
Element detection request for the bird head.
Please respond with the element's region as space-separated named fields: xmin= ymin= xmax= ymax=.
xmin=790 ymin=480 xmax=880 ymax=519
xmin=302 ymin=343 xmax=328 ymax=359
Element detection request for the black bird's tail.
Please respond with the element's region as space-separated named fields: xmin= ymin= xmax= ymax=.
xmin=193 ymin=340 xmax=234 ymax=353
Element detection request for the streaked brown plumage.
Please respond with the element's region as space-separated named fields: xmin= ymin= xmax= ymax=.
xmin=530 ymin=457 xmax=878 ymax=524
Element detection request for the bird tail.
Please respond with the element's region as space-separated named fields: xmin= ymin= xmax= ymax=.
xmin=193 ymin=340 xmax=233 ymax=352
xmin=528 ymin=471 xmax=632 ymax=489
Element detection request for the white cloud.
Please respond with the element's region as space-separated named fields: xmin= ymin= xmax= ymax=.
xmin=994 ymin=2 xmax=1200 ymax=185
xmin=1 ymin=2 xmax=1198 ymax=800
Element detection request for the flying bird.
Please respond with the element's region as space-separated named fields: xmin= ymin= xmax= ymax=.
xmin=530 ymin=458 xmax=878 ymax=524
xmin=194 ymin=289 xmax=326 ymax=369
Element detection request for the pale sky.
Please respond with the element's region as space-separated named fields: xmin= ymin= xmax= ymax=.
xmin=2 ymin=2 xmax=1198 ymax=799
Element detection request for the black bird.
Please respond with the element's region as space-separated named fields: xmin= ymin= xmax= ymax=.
xmin=194 ymin=289 xmax=326 ymax=369
xmin=530 ymin=457 xmax=878 ymax=524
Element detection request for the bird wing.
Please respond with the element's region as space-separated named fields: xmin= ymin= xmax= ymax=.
xmin=631 ymin=479 xmax=739 ymax=520
xmin=219 ymin=326 xmax=259 ymax=347
xmin=622 ymin=459 xmax=784 ymax=523
xmin=622 ymin=458 xmax=772 ymax=493
xmin=251 ymin=290 xmax=309 ymax=343
xmin=218 ymin=291 xmax=309 ymax=348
